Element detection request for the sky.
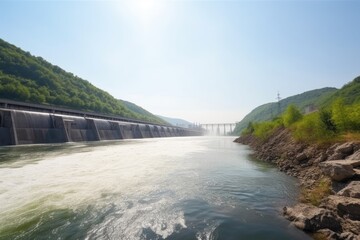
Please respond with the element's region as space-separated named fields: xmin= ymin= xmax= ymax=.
xmin=1 ymin=0 xmax=360 ymax=124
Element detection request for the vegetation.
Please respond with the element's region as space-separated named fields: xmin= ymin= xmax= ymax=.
xmin=118 ymin=99 xmax=165 ymax=124
xmin=299 ymin=177 xmax=332 ymax=206
xmin=0 ymin=38 xmax=167 ymax=124
xmin=321 ymin=76 xmax=360 ymax=106
xmin=283 ymin=105 xmax=303 ymax=127
xmin=242 ymin=94 xmax=360 ymax=144
xmin=233 ymin=88 xmax=337 ymax=135
xmin=240 ymin=76 xmax=360 ymax=143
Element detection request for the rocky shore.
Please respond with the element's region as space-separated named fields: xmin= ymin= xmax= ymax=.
xmin=234 ymin=127 xmax=360 ymax=239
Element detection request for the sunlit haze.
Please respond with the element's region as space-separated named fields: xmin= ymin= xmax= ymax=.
xmin=1 ymin=1 xmax=359 ymax=123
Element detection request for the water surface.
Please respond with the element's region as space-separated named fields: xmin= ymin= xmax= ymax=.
xmin=0 ymin=137 xmax=310 ymax=240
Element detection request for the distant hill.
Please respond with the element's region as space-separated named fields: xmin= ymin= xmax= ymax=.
xmin=320 ymin=76 xmax=360 ymax=106
xmin=0 ymin=38 xmax=166 ymax=124
xmin=118 ymin=100 xmax=168 ymax=124
xmin=233 ymin=87 xmax=338 ymax=135
xmin=157 ymin=115 xmax=192 ymax=128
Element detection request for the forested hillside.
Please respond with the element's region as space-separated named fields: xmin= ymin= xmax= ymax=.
xmin=239 ymin=76 xmax=360 ymax=143
xmin=320 ymin=76 xmax=360 ymax=106
xmin=0 ymin=38 xmax=166 ymax=124
xmin=233 ymin=87 xmax=337 ymax=135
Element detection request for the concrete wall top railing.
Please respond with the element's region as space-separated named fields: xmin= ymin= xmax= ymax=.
xmin=0 ymin=98 xmax=170 ymax=127
xmin=0 ymin=99 xmax=204 ymax=146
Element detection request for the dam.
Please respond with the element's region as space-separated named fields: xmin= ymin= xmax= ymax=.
xmin=0 ymin=99 xmax=203 ymax=146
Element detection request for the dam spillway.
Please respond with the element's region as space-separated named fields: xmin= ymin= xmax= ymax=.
xmin=0 ymin=102 xmax=202 ymax=146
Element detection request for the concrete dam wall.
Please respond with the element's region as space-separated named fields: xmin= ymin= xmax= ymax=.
xmin=0 ymin=109 xmax=202 ymax=146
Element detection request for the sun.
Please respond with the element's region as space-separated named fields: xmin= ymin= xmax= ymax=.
xmin=129 ymin=0 xmax=164 ymax=25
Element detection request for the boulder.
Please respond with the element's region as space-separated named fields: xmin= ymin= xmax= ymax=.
xmin=336 ymin=143 xmax=354 ymax=155
xmin=327 ymin=160 xmax=360 ymax=168
xmin=348 ymin=150 xmax=360 ymax=161
xmin=315 ymin=229 xmax=360 ymax=240
xmin=283 ymin=203 xmax=342 ymax=232
xmin=339 ymin=232 xmax=360 ymax=240
xmin=295 ymin=152 xmax=308 ymax=163
xmin=320 ymin=161 xmax=355 ymax=182
xmin=329 ymin=153 xmax=347 ymax=160
xmin=314 ymin=229 xmax=339 ymax=240
xmin=338 ymin=181 xmax=360 ymax=199
xmin=322 ymin=195 xmax=360 ymax=221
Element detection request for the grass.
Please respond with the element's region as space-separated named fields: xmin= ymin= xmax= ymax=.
xmin=299 ymin=177 xmax=332 ymax=207
xmin=341 ymin=132 xmax=360 ymax=142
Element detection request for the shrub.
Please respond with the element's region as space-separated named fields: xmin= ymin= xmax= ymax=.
xmin=292 ymin=112 xmax=336 ymax=143
xmin=332 ymin=98 xmax=360 ymax=132
xmin=253 ymin=118 xmax=283 ymax=140
xmin=241 ymin=121 xmax=255 ymax=135
xmin=319 ymin=109 xmax=336 ymax=132
xmin=283 ymin=105 xmax=303 ymax=127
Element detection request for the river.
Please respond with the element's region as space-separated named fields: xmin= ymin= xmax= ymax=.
xmin=0 ymin=136 xmax=311 ymax=240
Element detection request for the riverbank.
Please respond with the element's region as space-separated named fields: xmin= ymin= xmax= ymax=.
xmin=235 ymin=127 xmax=360 ymax=239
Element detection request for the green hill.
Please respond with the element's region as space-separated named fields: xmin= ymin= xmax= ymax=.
xmin=233 ymin=87 xmax=337 ymax=135
xmin=118 ymin=99 xmax=166 ymax=123
xmin=156 ymin=115 xmax=192 ymax=128
xmin=320 ymin=76 xmax=360 ymax=107
xmin=0 ymin=38 xmax=167 ymax=124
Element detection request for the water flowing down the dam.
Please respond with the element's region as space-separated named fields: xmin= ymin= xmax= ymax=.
xmin=0 ymin=137 xmax=311 ymax=240
xmin=0 ymin=108 xmax=201 ymax=146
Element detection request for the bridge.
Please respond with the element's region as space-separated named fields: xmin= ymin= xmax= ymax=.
xmin=200 ymin=123 xmax=236 ymax=136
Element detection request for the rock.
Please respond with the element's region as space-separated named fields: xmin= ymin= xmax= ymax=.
xmin=315 ymin=229 xmax=360 ymax=240
xmin=296 ymin=152 xmax=308 ymax=163
xmin=339 ymin=232 xmax=360 ymax=240
xmin=314 ymin=152 xmax=328 ymax=164
xmin=322 ymin=195 xmax=360 ymax=221
xmin=314 ymin=229 xmax=339 ymax=240
xmin=320 ymin=161 xmax=355 ymax=182
xmin=348 ymin=150 xmax=360 ymax=161
xmin=329 ymin=160 xmax=360 ymax=168
xmin=336 ymin=143 xmax=355 ymax=155
xmin=283 ymin=203 xmax=342 ymax=232
xmin=338 ymin=181 xmax=360 ymax=199
xmin=329 ymin=153 xmax=347 ymax=160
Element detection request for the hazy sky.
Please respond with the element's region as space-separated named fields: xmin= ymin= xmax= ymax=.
xmin=1 ymin=1 xmax=360 ymax=124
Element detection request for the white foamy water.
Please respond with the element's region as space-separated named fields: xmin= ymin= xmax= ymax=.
xmin=0 ymin=137 xmax=311 ymax=240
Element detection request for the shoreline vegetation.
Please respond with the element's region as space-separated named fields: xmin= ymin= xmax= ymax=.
xmin=234 ymin=100 xmax=360 ymax=239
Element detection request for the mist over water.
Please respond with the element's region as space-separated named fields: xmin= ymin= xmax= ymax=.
xmin=0 ymin=137 xmax=311 ymax=240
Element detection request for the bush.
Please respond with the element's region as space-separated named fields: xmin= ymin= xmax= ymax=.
xmin=253 ymin=118 xmax=283 ymax=140
xmin=242 ymin=121 xmax=255 ymax=135
xmin=292 ymin=112 xmax=336 ymax=143
xmin=332 ymin=98 xmax=360 ymax=132
xmin=283 ymin=105 xmax=303 ymax=127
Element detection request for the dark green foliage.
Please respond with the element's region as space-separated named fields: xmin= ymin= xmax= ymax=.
xmin=319 ymin=109 xmax=336 ymax=132
xmin=0 ymin=38 xmax=166 ymax=124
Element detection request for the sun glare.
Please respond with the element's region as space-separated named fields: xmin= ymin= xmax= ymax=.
xmin=129 ymin=0 xmax=163 ymax=25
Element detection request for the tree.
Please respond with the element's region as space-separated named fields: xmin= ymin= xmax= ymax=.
xmin=332 ymin=98 xmax=349 ymax=132
xmin=283 ymin=105 xmax=303 ymax=127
